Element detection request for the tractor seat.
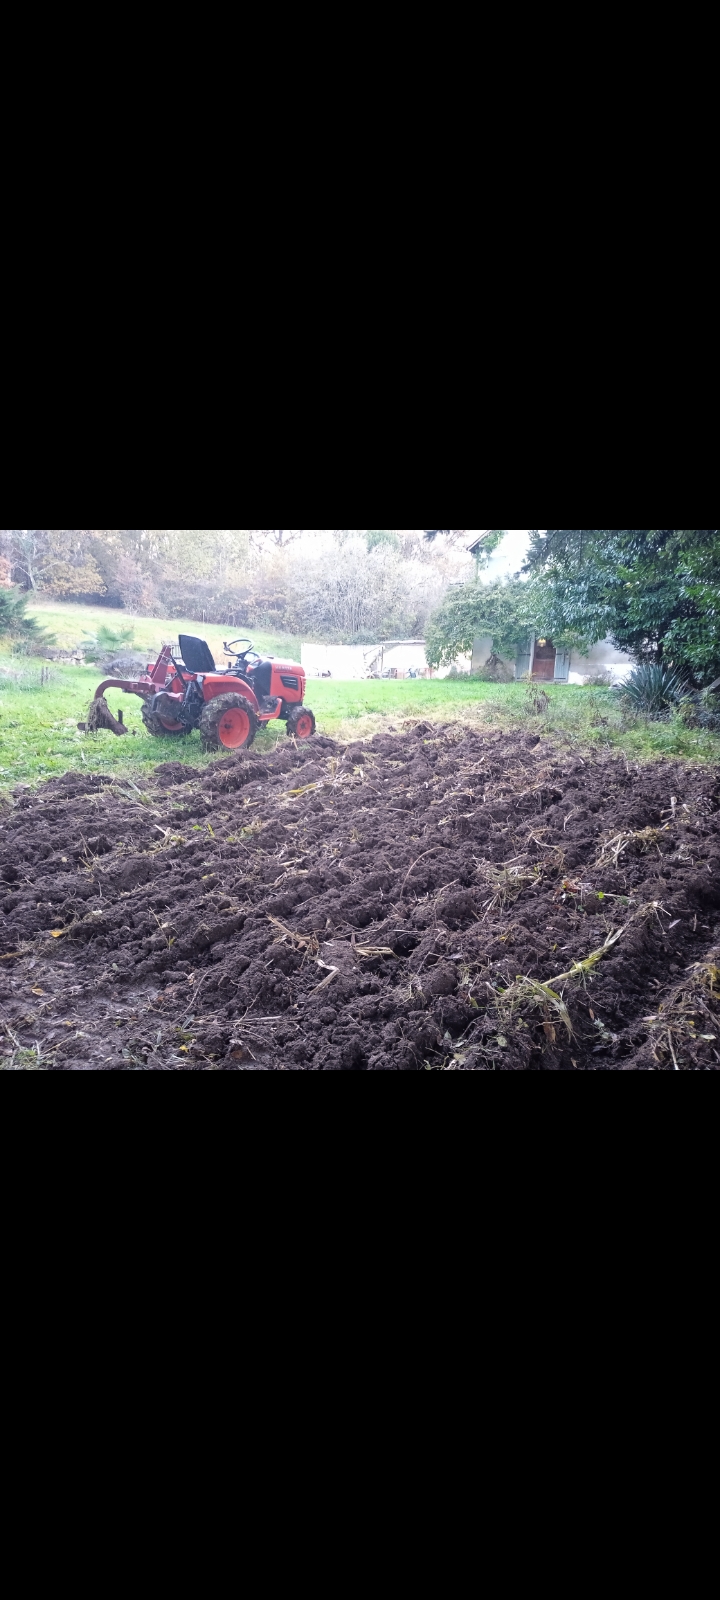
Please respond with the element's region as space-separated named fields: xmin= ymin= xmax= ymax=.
xmin=178 ymin=635 xmax=216 ymax=673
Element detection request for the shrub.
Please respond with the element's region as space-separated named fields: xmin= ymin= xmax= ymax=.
xmin=472 ymin=652 xmax=514 ymax=683
xmin=81 ymin=624 xmax=136 ymax=662
xmin=677 ymin=687 xmax=720 ymax=732
xmin=525 ymin=682 xmax=550 ymax=715
xmin=617 ymin=663 xmax=690 ymax=717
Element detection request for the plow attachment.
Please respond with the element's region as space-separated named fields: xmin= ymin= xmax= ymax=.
xmin=86 ymin=697 xmax=128 ymax=735
xmin=87 ymin=645 xmax=178 ymax=736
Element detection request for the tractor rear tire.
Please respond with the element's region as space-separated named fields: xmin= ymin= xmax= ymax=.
xmin=198 ymin=692 xmax=258 ymax=752
xmin=286 ymin=706 xmax=316 ymax=740
xmin=141 ymin=702 xmax=190 ymax=738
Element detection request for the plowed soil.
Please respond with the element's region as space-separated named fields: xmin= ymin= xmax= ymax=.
xmin=2 ymin=723 xmax=720 ymax=1069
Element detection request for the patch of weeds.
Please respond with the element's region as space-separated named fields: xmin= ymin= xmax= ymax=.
xmin=524 ymin=681 xmax=551 ymax=716
xmin=1 ymin=1036 xmax=53 ymax=1070
xmin=641 ymin=956 xmax=720 ymax=1070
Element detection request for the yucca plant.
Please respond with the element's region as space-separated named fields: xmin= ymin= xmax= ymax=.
xmin=81 ymin=623 xmax=136 ymax=663
xmin=617 ymin=663 xmax=690 ymax=716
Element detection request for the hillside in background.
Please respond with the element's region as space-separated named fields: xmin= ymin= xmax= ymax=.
xmin=0 ymin=530 xmax=480 ymax=645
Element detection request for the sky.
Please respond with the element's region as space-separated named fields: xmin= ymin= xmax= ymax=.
xmin=291 ymin=530 xmax=533 ymax=562
xmin=472 ymin=530 xmax=532 ymax=583
xmin=279 ymin=530 xmax=536 ymax=580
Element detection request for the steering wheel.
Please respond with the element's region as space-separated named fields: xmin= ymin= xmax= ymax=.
xmin=224 ymin=638 xmax=254 ymax=661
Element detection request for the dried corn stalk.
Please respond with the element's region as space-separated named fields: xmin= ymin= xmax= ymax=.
xmin=268 ymin=916 xmax=320 ymax=957
xmin=596 ymin=824 xmax=670 ymax=868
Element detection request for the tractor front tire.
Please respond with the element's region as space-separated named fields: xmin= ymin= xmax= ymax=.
xmin=141 ymin=702 xmax=190 ymax=738
xmin=286 ymin=705 xmax=316 ymax=740
xmin=198 ymin=692 xmax=258 ymax=752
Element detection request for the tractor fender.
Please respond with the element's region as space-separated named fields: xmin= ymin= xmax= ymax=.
xmin=202 ymin=676 xmax=261 ymax=714
xmin=149 ymin=691 xmax=184 ymax=714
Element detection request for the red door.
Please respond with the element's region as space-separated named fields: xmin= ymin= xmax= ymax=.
xmin=533 ymin=640 xmax=556 ymax=680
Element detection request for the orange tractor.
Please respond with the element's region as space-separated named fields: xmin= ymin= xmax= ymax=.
xmin=93 ymin=635 xmax=316 ymax=751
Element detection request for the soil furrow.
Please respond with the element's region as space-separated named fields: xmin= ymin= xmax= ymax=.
xmin=1 ymin=724 xmax=719 ymax=1069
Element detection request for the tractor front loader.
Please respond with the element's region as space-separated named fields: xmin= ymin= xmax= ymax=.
xmin=92 ymin=635 xmax=316 ymax=751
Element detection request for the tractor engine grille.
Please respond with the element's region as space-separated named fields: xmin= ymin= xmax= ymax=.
xmin=281 ymin=675 xmax=300 ymax=689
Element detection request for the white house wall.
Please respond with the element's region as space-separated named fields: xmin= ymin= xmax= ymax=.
xmin=302 ymin=642 xmax=436 ymax=680
xmin=435 ymin=653 xmax=473 ymax=678
xmin=302 ymin=644 xmax=374 ymax=680
xmin=301 ymin=641 xmax=474 ymax=680
xmin=471 ymin=637 xmax=494 ymax=670
xmin=567 ymin=641 xmax=633 ymax=684
xmin=470 ymin=635 xmax=634 ymax=683
xmin=302 ymin=635 xmax=633 ymax=685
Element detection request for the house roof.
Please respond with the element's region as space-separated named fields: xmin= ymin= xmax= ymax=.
xmin=467 ymin=533 xmax=489 ymax=554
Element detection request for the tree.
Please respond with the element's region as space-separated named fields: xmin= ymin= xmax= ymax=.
xmin=248 ymin=530 xmax=303 ymax=555
xmin=0 ymin=529 xmax=471 ymax=639
xmin=83 ymin=530 xmax=252 ymax=613
xmin=366 ymin=530 xmax=400 ymax=552
xmin=113 ymin=554 xmax=156 ymax=614
xmin=471 ymin=531 xmax=507 ymax=560
xmin=287 ymin=534 xmax=446 ymax=641
xmin=155 ymin=530 xmax=248 ymax=586
xmin=6 ymin=530 xmax=105 ymax=595
xmin=0 ymin=585 xmax=48 ymax=646
xmin=525 ymin=530 xmax=720 ymax=682
xmin=425 ymin=579 xmax=535 ymax=668
xmin=290 ymin=539 xmax=405 ymax=639
xmin=424 ymin=529 xmax=467 ymax=545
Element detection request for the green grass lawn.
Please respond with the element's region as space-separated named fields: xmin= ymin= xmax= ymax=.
xmin=2 ymin=651 xmax=719 ymax=798
xmin=308 ymin=677 xmax=720 ymax=760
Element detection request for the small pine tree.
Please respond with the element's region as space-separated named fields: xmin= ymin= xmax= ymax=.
xmin=0 ymin=587 xmax=49 ymax=649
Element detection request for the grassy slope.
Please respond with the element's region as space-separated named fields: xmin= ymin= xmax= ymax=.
xmin=25 ymin=598 xmax=301 ymax=664
xmin=1 ymin=657 xmax=719 ymax=797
